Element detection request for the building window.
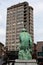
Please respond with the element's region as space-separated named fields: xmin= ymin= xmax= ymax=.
xmin=24 ymin=4 xmax=26 ymax=6
xmin=42 ymin=46 xmax=43 ymax=52
xmin=12 ymin=46 xmax=15 ymax=50
xmin=24 ymin=17 xmax=27 ymax=19
xmin=24 ymin=7 xmax=27 ymax=9
xmin=24 ymin=20 xmax=27 ymax=22
xmin=38 ymin=52 xmax=43 ymax=56
xmin=24 ymin=10 xmax=27 ymax=13
xmin=24 ymin=14 xmax=27 ymax=16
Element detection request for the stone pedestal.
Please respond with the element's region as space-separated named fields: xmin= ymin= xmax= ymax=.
xmin=15 ymin=59 xmax=37 ymax=65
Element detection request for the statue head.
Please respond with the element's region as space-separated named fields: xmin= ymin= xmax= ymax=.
xmin=21 ymin=28 xmax=27 ymax=32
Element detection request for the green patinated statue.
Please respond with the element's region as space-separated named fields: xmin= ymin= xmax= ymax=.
xmin=18 ymin=28 xmax=33 ymax=60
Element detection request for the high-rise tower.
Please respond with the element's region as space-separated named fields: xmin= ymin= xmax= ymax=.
xmin=6 ymin=2 xmax=34 ymax=51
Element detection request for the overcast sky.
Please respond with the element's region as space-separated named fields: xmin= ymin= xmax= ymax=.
xmin=0 ymin=0 xmax=43 ymax=45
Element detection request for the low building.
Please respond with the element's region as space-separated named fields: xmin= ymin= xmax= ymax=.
xmin=37 ymin=41 xmax=43 ymax=64
xmin=32 ymin=43 xmax=37 ymax=59
xmin=0 ymin=42 xmax=4 ymax=57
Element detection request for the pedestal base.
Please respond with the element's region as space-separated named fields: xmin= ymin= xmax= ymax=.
xmin=15 ymin=59 xmax=37 ymax=65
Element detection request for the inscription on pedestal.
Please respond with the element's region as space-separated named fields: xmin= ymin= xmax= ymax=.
xmin=15 ymin=60 xmax=37 ymax=65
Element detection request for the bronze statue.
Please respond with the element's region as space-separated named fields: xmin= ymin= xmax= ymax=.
xmin=18 ymin=28 xmax=33 ymax=60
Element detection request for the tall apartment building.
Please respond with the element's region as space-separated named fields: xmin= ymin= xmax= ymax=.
xmin=6 ymin=2 xmax=34 ymax=51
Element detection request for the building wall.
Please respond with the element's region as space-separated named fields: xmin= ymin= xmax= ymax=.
xmin=0 ymin=42 xmax=4 ymax=57
xmin=32 ymin=43 xmax=37 ymax=59
xmin=6 ymin=2 xmax=34 ymax=51
xmin=37 ymin=41 xmax=43 ymax=52
xmin=29 ymin=6 xmax=34 ymax=42
xmin=37 ymin=41 xmax=43 ymax=58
